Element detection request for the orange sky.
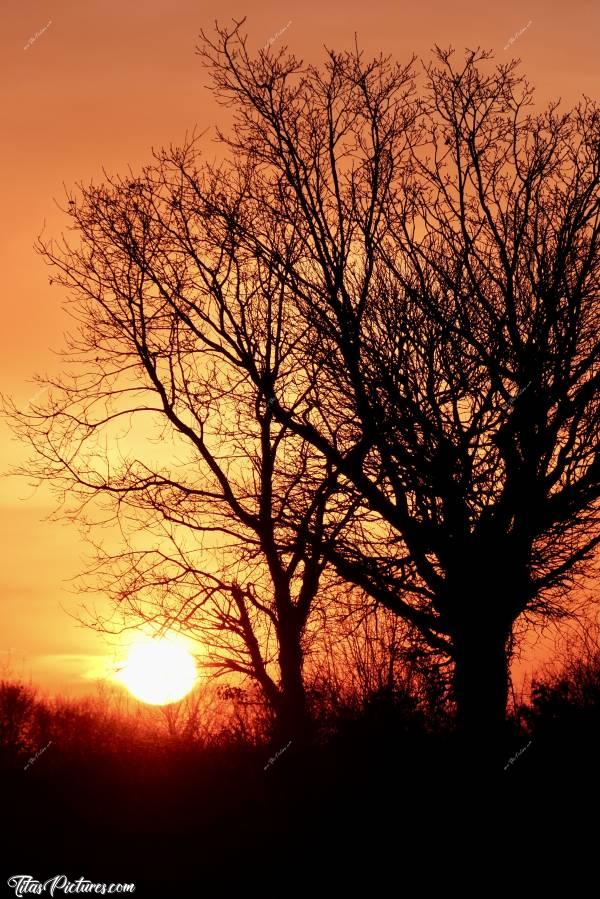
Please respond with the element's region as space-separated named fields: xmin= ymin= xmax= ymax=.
xmin=1 ymin=0 xmax=598 ymax=696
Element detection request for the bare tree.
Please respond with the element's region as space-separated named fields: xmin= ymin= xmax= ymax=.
xmin=190 ymin=24 xmax=599 ymax=757
xmin=4 ymin=138 xmax=353 ymax=744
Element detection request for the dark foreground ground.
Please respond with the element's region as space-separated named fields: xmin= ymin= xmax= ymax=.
xmin=3 ymin=691 xmax=600 ymax=896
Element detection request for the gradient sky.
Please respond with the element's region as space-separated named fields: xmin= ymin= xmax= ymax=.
xmin=1 ymin=0 xmax=598 ymax=696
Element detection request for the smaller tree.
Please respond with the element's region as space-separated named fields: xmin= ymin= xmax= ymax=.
xmin=5 ymin=141 xmax=351 ymax=744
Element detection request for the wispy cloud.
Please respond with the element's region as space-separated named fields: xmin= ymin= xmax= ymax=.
xmin=34 ymin=653 xmax=114 ymax=681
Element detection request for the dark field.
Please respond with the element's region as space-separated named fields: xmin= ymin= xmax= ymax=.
xmin=3 ymin=654 xmax=600 ymax=893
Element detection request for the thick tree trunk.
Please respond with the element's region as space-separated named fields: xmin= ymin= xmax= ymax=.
xmin=275 ymin=628 xmax=311 ymax=747
xmin=451 ymin=626 xmax=511 ymax=768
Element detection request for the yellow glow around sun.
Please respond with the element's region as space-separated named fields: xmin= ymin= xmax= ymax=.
xmin=116 ymin=635 xmax=197 ymax=705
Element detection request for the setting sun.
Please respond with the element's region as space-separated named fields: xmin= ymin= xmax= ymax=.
xmin=116 ymin=636 xmax=197 ymax=705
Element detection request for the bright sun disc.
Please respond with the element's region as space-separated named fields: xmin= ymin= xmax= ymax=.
xmin=117 ymin=636 xmax=197 ymax=705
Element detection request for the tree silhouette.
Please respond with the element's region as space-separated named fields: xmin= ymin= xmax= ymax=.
xmin=5 ymin=22 xmax=599 ymax=761
xmin=192 ymin=24 xmax=599 ymax=755
xmin=5 ymin=141 xmax=355 ymax=744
